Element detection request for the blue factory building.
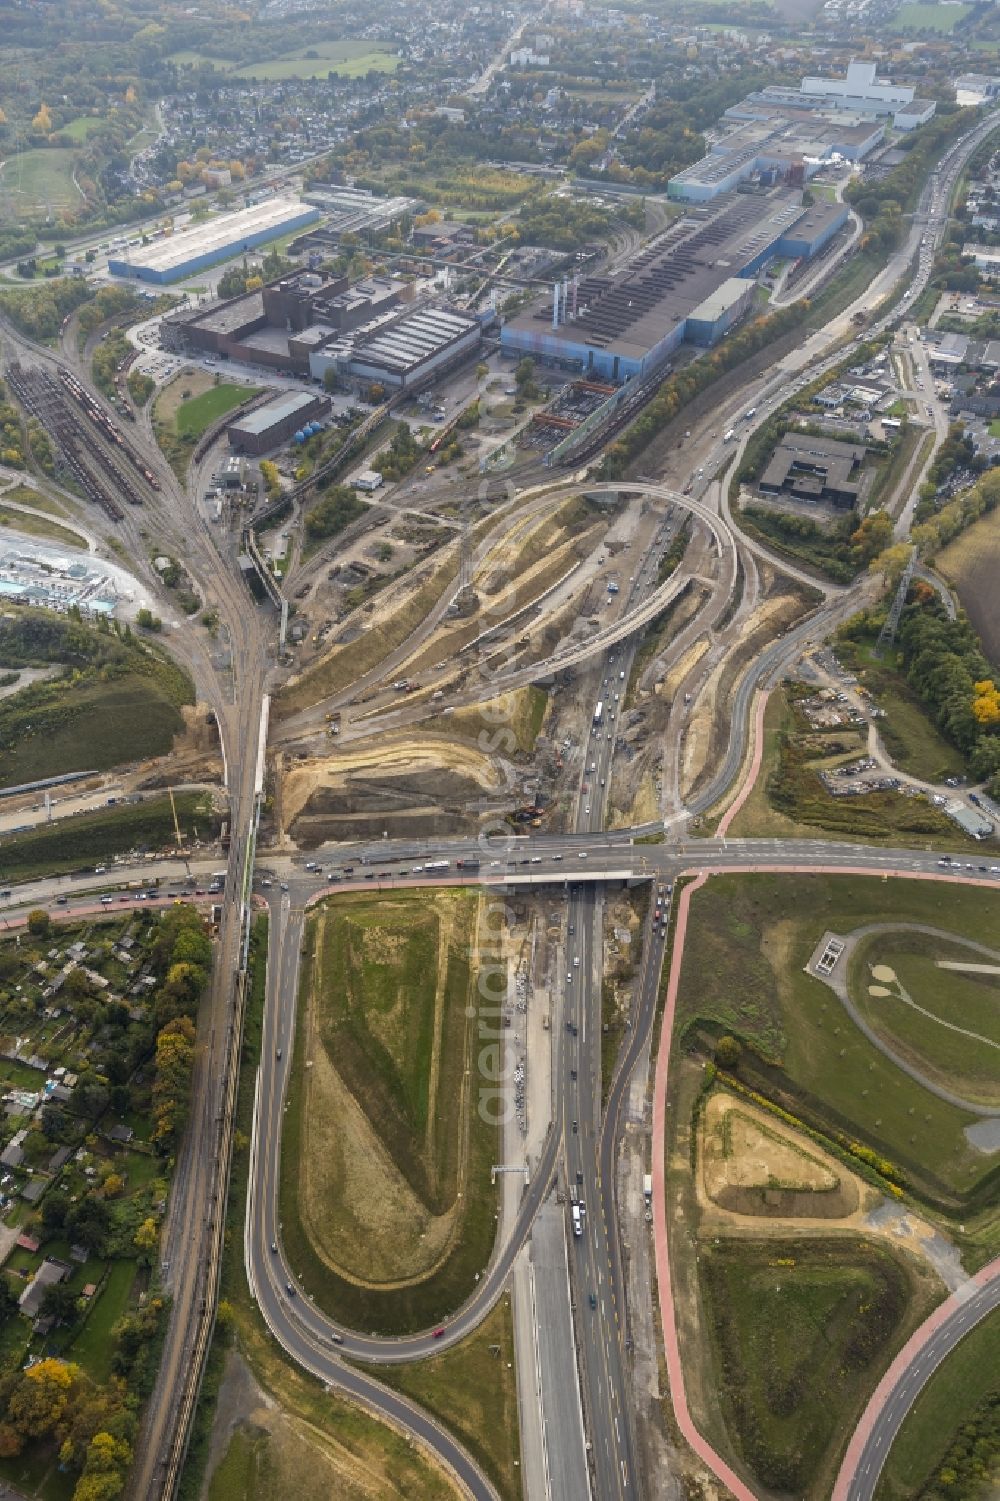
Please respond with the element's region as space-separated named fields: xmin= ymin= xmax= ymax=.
xmin=501 ymin=192 xmax=847 ymax=382
xmin=108 ymin=199 xmax=320 ymax=285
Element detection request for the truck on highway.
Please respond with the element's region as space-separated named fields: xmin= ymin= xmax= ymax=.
xmin=456 ymin=858 xmax=480 ymax=871
xmin=571 ymin=1203 xmax=583 ymax=1237
xmin=425 ymin=860 xmax=451 ymax=872
xmin=593 ymin=701 xmax=604 ymax=727
xmin=643 ymin=1173 xmax=653 ymax=1205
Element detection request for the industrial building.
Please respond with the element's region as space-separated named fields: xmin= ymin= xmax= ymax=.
xmin=732 ymin=61 xmax=935 ymax=129
xmin=227 ymin=390 xmax=332 ymax=455
xmin=161 ymin=267 xmax=411 ymax=372
xmin=670 ymin=115 xmax=883 ymax=202
xmin=669 ymin=61 xmax=934 ymax=204
xmin=311 ymin=304 xmax=483 ymax=390
xmin=108 ymin=198 xmax=320 ymax=284
xmin=500 ymin=191 xmax=847 ymax=382
xmin=299 ymin=184 xmax=424 ymax=236
xmin=758 ymin=434 xmax=869 ymax=508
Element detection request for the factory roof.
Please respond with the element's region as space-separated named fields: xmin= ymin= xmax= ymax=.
xmin=194 ymin=292 xmax=266 ymax=335
xmin=228 ymin=390 xmax=320 ymax=436
xmin=688 ymin=277 xmax=754 ymax=322
xmin=351 ymin=306 xmax=478 ymax=375
xmin=786 ymin=200 xmax=847 ymax=241
xmin=505 ymin=192 xmax=802 ymax=364
xmin=116 ymin=198 xmax=315 ymax=275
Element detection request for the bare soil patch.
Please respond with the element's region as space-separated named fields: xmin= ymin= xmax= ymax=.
xmin=701 ymin=1091 xmax=858 ymax=1219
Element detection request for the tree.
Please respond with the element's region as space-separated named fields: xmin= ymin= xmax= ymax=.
xmin=715 ymin=1035 xmax=743 ymax=1069
xmin=72 ymin=1429 xmax=132 ymax=1501
xmin=7 ymin=1358 xmax=81 ymax=1438
xmin=66 ymin=1195 xmax=111 ymax=1255
xmin=258 ymin=459 xmax=281 ymax=499
xmin=41 ymin=1192 xmax=68 ymax=1232
xmin=0 ymin=1279 xmax=19 ymax=1326
xmin=135 ymin=608 xmax=161 ymax=633
xmin=133 ymin=1218 xmax=159 ymax=1260
xmin=27 ymin=910 xmax=50 ymax=939
xmin=152 ymin=1015 xmax=196 ymax=1149
xmin=39 ymin=1281 xmax=79 ymax=1325
xmin=0 ymin=1423 xmax=22 ymax=1458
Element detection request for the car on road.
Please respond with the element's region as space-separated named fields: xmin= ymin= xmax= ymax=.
xmin=432 ymin=1326 xmax=446 ymax=1339
xmin=285 ymin=1282 xmax=296 ymax=1297
xmin=276 ymin=1048 xmax=282 ymax=1060
xmin=270 ymin=1241 xmax=277 ymax=1253
xmin=589 ymin=1292 xmax=597 ymax=1309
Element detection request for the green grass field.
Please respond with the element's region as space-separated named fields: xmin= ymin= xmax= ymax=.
xmin=232 ymin=41 xmax=399 ymax=80
xmin=701 ymin=1238 xmax=911 ymax=1495
xmin=0 ymin=148 xmax=81 ymax=216
xmin=0 ymin=675 xmax=188 ymax=788
xmin=876 ymin=1308 xmax=1000 ymax=1500
xmin=1 ymin=484 xmax=66 ymax=517
xmin=891 ymin=1 xmax=971 ymax=30
xmin=169 ymin=39 xmax=398 ymax=80
xmin=279 ymin=889 xmax=499 ymax=1334
xmin=365 ymin=1298 xmax=522 ymax=1501
xmin=59 ymin=117 xmax=107 ymax=143
xmin=853 ymin=933 xmax=1000 ymax=1107
xmin=674 ymin=874 xmax=1000 ymax=1206
xmin=174 ymin=384 xmax=258 ymax=440
xmin=0 ymin=793 xmax=218 ymax=883
xmin=67 ymin=1261 xmax=136 ymax=1382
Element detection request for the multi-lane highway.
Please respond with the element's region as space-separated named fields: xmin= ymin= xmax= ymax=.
xmin=1 ymin=93 xmax=996 ymax=1501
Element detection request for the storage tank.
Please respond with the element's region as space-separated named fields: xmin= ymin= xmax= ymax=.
xmin=292 ymin=429 xmax=305 ymax=444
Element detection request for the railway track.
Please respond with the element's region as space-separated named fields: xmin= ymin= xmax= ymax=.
xmin=5 ymin=360 xmax=158 ymax=520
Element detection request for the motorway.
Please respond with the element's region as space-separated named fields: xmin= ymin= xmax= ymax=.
xmin=0 ymin=95 xmax=996 ymax=1501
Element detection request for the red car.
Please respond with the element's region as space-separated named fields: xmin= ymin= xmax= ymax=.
xmin=432 ymin=1326 xmax=446 ymax=1339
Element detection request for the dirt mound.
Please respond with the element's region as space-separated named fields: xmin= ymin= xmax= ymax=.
xmin=300 ymin=1043 xmax=458 ymax=1287
xmin=702 ymin=1091 xmax=858 ymax=1219
xmin=282 ymin=737 xmax=501 ymax=825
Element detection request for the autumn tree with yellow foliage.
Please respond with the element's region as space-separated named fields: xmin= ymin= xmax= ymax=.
xmin=972 ymin=680 xmax=1000 ymax=726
